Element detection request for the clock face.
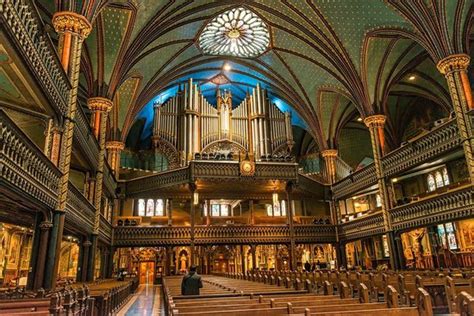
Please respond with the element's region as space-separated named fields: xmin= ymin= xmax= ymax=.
xmin=240 ymin=161 xmax=255 ymax=176
xmin=243 ymin=162 xmax=252 ymax=172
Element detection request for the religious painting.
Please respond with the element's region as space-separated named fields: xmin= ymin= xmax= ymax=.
xmin=7 ymin=233 xmax=20 ymax=269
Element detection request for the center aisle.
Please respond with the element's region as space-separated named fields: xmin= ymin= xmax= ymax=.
xmin=117 ymin=284 xmax=165 ymax=315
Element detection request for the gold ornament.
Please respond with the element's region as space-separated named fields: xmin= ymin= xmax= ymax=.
xmin=87 ymin=97 xmax=113 ymax=113
xmin=52 ymin=11 xmax=92 ymax=38
xmin=240 ymin=160 xmax=255 ymax=176
xmin=364 ymin=114 xmax=386 ymax=128
xmin=437 ymin=54 xmax=470 ymax=75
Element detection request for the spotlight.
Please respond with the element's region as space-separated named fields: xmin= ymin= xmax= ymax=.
xmin=408 ymin=75 xmax=416 ymax=81
xmin=357 ymin=117 xmax=363 ymax=122
xmin=223 ymin=63 xmax=232 ymax=71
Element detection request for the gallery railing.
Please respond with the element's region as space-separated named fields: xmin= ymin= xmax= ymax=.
xmin=66 ymin=183 xmax=95 ymax=234
xmin=332 ymin=119 xmax=461 ymax=199
xmin=0 ymin=0 xmax=70 ymax=116
xmin=390 ymin=184 xmax=473 ymax=231
xmin=113 ymin=224 xmax=336 ymax=247
xmin=0 ymin=109 xmax=61 ymax=210
xmin=73 ymin=105 xmax=100 ymax=169
xmin=338 ymin=212 xmax=385 ymax=241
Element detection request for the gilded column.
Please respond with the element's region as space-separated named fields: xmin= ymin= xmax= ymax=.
xmin=44 ymin=12 xmax=91 ymax=290
xmin=88 ymin=97 xmax=113 ymax=282
xmin=437 ymin=54 xmax=474 ymax=183
xmin=106 ymin=141 xmax=125 ymax=176
xmin=286 ymin=182 xmax=296 ymax=271
xmin=364 ymin=115 xmax=397 ymax=269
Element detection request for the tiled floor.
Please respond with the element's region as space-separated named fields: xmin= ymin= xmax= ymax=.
xmin=118 ymin=284 xmax=165 ymax=316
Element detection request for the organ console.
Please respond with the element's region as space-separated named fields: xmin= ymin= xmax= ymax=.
xmin=151 ymin=79 xmax=294 ymax=167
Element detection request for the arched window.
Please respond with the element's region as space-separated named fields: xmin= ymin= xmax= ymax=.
xmin=138 ymin=199 xmax=145 ymax=216
xmin=281 ymin=200 xmax=287 ymax=216
xmin=442 ymin=168 xmax=450 ymax=185
xmin=146 ymin=199 xmax=154 ymax=216
xmin=155 ymin=199 xmax=164 ymax=216
xmin=273 ymin=201 xmax=281 ymax=216
xmin=375 ymin=194 xmax=382 ymax=208
xmin=427 ymin=174 xmax=436 ymax=192
xmin=203 ymin=203 xmax=208 ymax=217
xmin=221 ymin=204 xmax=229 ymax=216
xmin=266 ymin=205 xmax=273 ymax=216
xmin=211 ymin=204 xmax=220 ymax=216
xmin=435 ymin=171 xmax=444 ymax=188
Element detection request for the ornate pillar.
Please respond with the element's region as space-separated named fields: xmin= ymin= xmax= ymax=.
xmin=394 ymin=232 xmax=406 ymax=270
xmin=81 ymin=239 xmax=92 ymax=281
xmin=321 ymin=149 xmax=338 ymax=185
xmin=88 ymin=97 xmax=112 ymax=282
xmin=206 ymin=199 xmax=211 ymax=226
xmin=286 ymin=182 xmax=296 ymax=271
xmin=437 ymin=54 xmax=474 ymax=183
xmin=46 ymin=124 xmax=63 ymax=167
xmin=44 ymin=12 xmax=91 ymax=290
xmin=189 ymin=183 xmax=197 ymax=265
xmin=240 ymin=244 xmax=246 ymax=274
xmin=167 ymin=199 xmax=173 ymax=226
xmin=106 ymin=141 xmax=124 ymax=176
xmin=250 ymin=245 xmax=257 ymax=271
xmin=364 ymin=115 xmax=396 ymax=269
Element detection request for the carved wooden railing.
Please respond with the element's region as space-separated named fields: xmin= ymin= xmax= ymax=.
xmin=99 ymin=215 xmax=112 ymax=244
xmin=390 ymin=185 xmax=473 ymax=231
xmin=0 ymin=110 xmax=61 ymax=210
xmin=338 ymin=212 xmax=385 ymax=241
xmin=0 ymin=0 xmax=70 ymax=116
xmin=125 ymin=161 xmax=299 ymax=198
xmin=332 ymin=119 xmax=460 ymax=199
xmin=73 ymin=105 xmax=100 ymax=169
xmin=113 ymin=224 xmax=336 ymax=247
xmin=66 ymin=183 xmax=95 ymax=234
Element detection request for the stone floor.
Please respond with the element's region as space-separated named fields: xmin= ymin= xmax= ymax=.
xmin=118 ymin=284 xmax=165 ymax=316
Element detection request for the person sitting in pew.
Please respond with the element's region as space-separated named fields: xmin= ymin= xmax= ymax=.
xmin=181 ymin=265 xmax=203 ymax=295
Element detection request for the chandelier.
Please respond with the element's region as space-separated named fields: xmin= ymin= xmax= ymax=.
xmin=199 ymin=7 xmax=270 ymax=58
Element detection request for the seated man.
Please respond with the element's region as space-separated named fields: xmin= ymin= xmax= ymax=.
xmin=181 ymin=265 xmax=203 ymax=295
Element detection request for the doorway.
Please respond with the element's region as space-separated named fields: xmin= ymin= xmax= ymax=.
xmin=139 ymin=261 xmax=155 ymax=285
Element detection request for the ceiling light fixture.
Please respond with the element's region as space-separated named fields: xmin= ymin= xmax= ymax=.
xmin=223 ymin=63 xmax=232 ymax=71
xmin=408 ymin=75 xmax=416 ymax=81
xmin=357 ymin=117 xmax=363 ymax=122
xmin=199 ymin=7 xmax=270 ymax=58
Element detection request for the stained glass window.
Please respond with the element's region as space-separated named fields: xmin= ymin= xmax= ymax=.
xmin=138 ymin=199 xmax=145 ymax=216
xmin=199 ymin=7 xmax=270 ymax=58
xmin=435 ymin=171 xmax=444 ymax=188
xmin=155 ymin=199 xmax=164 ymax=216
xmin=376 ymin=194 xmax=382 ymax=208
xmin=221 ymin=204 xmax=229 ymax=216
xmin=281 ymin=200 xmax=287 ymax=216
xmin=442 ymin=168 xmax=450 ymax=185
xmin=266 ymin=205 xmax=273 ymax=216
xmin=211 ymin=204 xmax=220 ymax=216
xmin=427 ymin=174 xmax=436 ymax=192
xmin=146 ymin=199 xmax=154 ymax=216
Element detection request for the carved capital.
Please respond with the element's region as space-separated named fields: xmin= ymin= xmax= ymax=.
xmin=437 ymin=54 xmax=470 ymax=75
xmin=87 ymin=97 xmax=113 ymax=113
xmin=320 ymin=149 xmax=338 ymax=158
xmin=106 ymin=141 xmax=125 ymax=151
xmin=52 ymin=12 xmax=92 ymax=39
xmin=83 ymin=241 xmax=92 ymax=247
xmin=364 ymin=115 xmax=386 ymax=128
xmin=39 ymin=221 xmax=53 ymax=230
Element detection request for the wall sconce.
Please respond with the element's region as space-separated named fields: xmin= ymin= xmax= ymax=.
xmin=193 ymin=192 xmax=199 ymax=205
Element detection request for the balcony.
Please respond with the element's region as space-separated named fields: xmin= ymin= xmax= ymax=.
xmin=0 ymin=0 xmax=70 ymax=116
xmin=0 ymin=109 xmax=61 ymax=210
xmin=338 ymin=212 xmax=385 ymax=241
xmin=390 ymin=184 xmax=473 ymax=231
xmin=73 ymin=105 xmax=99 ymax=170
xmin=66 ymin=183 xmax=95 ymax=234
xmin=113 ymin=224 xmax=336 ymax=247
xmin=332 ymin=119 xmax=461 ymax=199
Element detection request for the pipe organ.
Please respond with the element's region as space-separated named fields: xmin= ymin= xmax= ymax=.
xmin=152 ymin=79 xmax=294 ymax=166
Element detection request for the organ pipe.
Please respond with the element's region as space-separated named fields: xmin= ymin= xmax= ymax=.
xmin=151 ymin=81 xmax=293 ymax=165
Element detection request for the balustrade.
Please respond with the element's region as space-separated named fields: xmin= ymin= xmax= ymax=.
xmin=0 ymin=0 xmax=70 ymax=116
xmin=73 ymin=105 xmax=100 ymax=169
xmin=332 ymin=119 xmax=461 ymax=199
xmin=66 ymin=183 xmax=95 ymax=233
xmin=0 ymin=110 xmax=61 ymax=209
xmin=390 ymin=184 xmax=473 ymax=231
xmin=338 ymin=212 xmax=385 ymax=241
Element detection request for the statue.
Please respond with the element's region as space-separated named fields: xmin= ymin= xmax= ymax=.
xmin=180 ymin=253 xmax=188 ymax=272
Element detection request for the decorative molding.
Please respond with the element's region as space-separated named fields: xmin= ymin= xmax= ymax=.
xmin=52 ymin=11 xmax=92 ymax=38
xmin=437 ymin=54 xmax=470 ymax=75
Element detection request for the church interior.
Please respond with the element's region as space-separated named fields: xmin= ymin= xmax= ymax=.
xmin=0 ymin=0 xmax=473 ymax=315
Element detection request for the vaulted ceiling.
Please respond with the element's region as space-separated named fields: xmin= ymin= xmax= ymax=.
xmin=35 ymin=0 xmax=473 ymax=162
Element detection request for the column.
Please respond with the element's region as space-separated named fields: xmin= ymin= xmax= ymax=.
xmin=81 ymin=239 xmax=92 ymax=281
xmin=106 ymin=247 xmax=115 ymax=278
xmin=206 ymin=199 xmax=211 ymax=226
xmin=394 ymin=233 xmax=406 ymax=270
xmin=106 ymin=141 xmax=125 ymax=176
xmin=88 ymin=97 xmax=113 ymax=282
xmin=335 ymin=242 xmax=347 ymax=269
xmin=250 ymin=245 xmax=257 ymax=271
xmin=43 ymin=12 xmax=92 ymax=290
xmin=189 ymin=183 xmax=197 ymax=265
xmin=167 ymin=199 xmax=173 ymax=226
xmin=437 ymin=54 xmax=474 ymax=183
xmin=46 ymin=124 xmax=63 ymax=167
xmin=321 ymin=149 xmax=338 ymax=185
xmin=364 ymin=115 xmax=396 ymax=269
xmin=240 ymin=245 xmax=246 ymax=274
xmin=286 ymin=182 xmax=296 ymax=270
xmin=249 ymin=200 xmax=255 ymax=225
